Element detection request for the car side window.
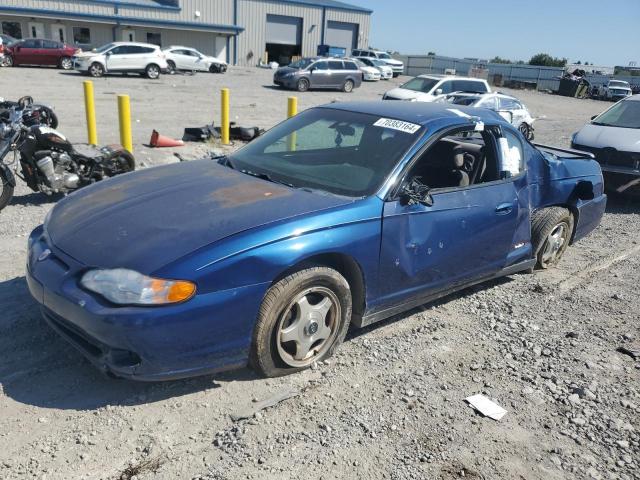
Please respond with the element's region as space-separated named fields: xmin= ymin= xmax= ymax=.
xmin=42 ymin=40 xmax=59 ymax=49
xmin=110 ymin=46 xmax=127 ymax=55
xmin=437 ymin=81 xmax=453 ymax=94
xmin=313 ymin=61 xmax=328 ymax=70
xmin=344 ymin=61 xmax=358 ymax=71
xmin=22 ymin=39 xmax=38 ymax=48
xmin=497 ymin=130 xmax=525 ymax=177
xmin=499 ymin=98 xmax=518 ymax=110
xmin=328 ymin=60 xmax=344 ymax=70
xmin=405 ymin=128 xmax=501 ymax=190
xmin=478 ymin=97 xmax=498 ymax=110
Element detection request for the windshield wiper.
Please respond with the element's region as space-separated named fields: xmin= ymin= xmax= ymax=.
xmin=240 ymin=169 xmax=296 ymax=188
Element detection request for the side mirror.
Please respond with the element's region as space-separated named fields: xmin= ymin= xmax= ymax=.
xmin=399 ymin=179 xmax=434 ymax=207
xmin=434 ymin=88 xmax=443 ymax=95
xmin=309 ymin=67 xmax=316 ymax=73
xmin=105 ymin=51 xmax=112 ymax=56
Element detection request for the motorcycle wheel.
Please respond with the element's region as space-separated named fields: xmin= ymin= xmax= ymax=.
xmin=106 ymin=151 xmax=136 ymax=176
xmin=0 ymin=169 xmax=15 ymax=212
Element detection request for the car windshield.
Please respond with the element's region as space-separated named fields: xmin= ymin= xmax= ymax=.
xmin=93 ymin=43 xmax=115 ymax=53
xmin=289 ymin=58 xmax=315 ymax=69
xmin=377 ymin=53 xmax=391 ymax=59
xmin=451 ymin=96 xmax=480 ymax=106
xmin=401 ymin=77 xmax=439 ymax=93
xmin=592 ymin=100 xmax=640 ymax=129
xmin=227 ymin=108 xmax=422 ymax=197
xmin=371 ymin=59 xmax=386 ymax=67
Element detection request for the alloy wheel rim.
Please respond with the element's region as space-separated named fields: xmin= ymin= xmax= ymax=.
xmin=90 ymin=65 xmax=101 ymax=76
xmin=276 ymin=286 xmax=340 ymax=368
xmin=61 ymin=58 xmax=72 ymax=69
xmin=148 ymin=66 xmax=159 ymax=78
xmin=541 ymin=223 xmax=567 ymax=265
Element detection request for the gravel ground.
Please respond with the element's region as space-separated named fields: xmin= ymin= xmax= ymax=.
xmin=0 ymin=67 xmax=638 ymax=480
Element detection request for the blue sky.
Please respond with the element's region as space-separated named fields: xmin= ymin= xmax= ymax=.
xmin=357 ymin=0 xmax=639 ymax=67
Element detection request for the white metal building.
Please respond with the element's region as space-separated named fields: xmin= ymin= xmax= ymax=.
xmin=0 ymin=0 xmax=372 ymax=66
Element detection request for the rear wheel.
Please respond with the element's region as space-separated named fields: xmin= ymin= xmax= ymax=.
xmin=105 ymin=151 xmax=135 ymax=177
xmin=296 ymin=78 xmax=310 ymax=92
xmin=0 ymin=169 xmax=15 ymax=212
xmin=89 ymin=62 xmax=104 ymax=77
xmin=342 ymin=79 xmax=355 ymax=93
xmin=145 ymin=63 xmax=160 ymax=79
xmin=59 ymin=56 xmax=73 ymax=70
xmin=166 ymin=60 xmax=177 ymax=74
xmin=250 ymin=267 xmax=352 ymax=377
xmin=531 ymin=207 xmax=573 ymax=269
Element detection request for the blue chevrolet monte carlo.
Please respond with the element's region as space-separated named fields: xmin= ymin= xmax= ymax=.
xmin=26 ymin=102 xmax=607 ymax=380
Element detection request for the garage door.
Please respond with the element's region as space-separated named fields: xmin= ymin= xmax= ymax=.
xmin=325 ymin=21 xmax=358 ymax=52
xmin=266 ymin=14 xmax=302 ymax=45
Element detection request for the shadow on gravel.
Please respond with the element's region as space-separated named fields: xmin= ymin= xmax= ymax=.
xmin=605 ymin=192 xmax=640 ymax=214
xmin=0 ymin=276 xmax=222 ymax=411
xmin=348 ymin=275 xmax=513 ymax=340
xmin=9 ymin=192 xmax=62 ymax=207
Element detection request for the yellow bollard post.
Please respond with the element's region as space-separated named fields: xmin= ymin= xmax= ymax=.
xmin=221 ymin=88 xmax=230 ymax=145
xmin=287 ymin=96 xmax=298 ymax=118
xmin=117 ymin=94 xmax=133 ymax=153
xmin=83 ymin=80 xmax=98 ymax=145
xmin=287 ymin=96 xmax=298 ymax=151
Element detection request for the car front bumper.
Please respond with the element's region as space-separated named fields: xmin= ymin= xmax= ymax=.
xmin=274 ymin=76 xmax=297 ymax=88
xmin=26 ymin=225 xmax=269 ymax=381
xmin=363 ymin=72 xmax=381 ymax=81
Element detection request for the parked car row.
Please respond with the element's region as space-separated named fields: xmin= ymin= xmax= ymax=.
xmin=0 ymin=39 xmax=228 ymax=79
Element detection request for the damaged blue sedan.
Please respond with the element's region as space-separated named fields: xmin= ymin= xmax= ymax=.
xmin=26 ymin=102 xmax=606 ymax=380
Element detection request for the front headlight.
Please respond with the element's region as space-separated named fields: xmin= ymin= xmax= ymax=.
xmin=80 ymin=268 xmax=196 ymax=305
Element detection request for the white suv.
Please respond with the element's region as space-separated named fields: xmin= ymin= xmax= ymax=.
xmin=352 ymin=49 xmax=404 ymax=77
xmin=162 ymin=46 xmax=227 ymax=74
xmin=73 ymin=42 xmax=169 ymax=79
xmin=383 ymin=75 xmax=491 ymax=102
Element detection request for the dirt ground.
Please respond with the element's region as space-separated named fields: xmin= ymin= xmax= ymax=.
xmin=0 ymin=67 xmax=638 ymax=480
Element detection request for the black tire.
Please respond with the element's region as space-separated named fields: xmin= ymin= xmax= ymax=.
xmin=89 ymin=62 xmax=104 ymax=77
xmin=531 ymin=207 xmax=574 ymax=269
xmin=0 ymin=169 xmax=15 ymax=212
xmin=392 ymin=72 xmax=400 ymax=78
xmin=209 ymin=64 xmax=220 ymax=73
xmin=4 ymin=55 xmax=14 ymax=67
xmin=250 ymin=267 xmax=352 ymax=377
xmin=342 ymin=79 xmax=355 ymax=93
xmin=166 ymin=60 xmax=177 ymax=75
xmin=59 ymin=56 xmax=73 ymax=70
xmin=105 ymin=151 xmax=136 ymax=177
xmin=296 ymin=78 xmax=310 ymax=92
xmin=145 ymin=63 xmax=160 ymax=79
xmin=518 ymin=123 xmax=530 ymax=139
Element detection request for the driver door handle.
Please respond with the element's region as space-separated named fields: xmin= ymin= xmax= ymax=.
xmin=495 ymin=203 xmax=513 ymax=215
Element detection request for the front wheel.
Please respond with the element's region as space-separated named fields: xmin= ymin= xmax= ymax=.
xmin=531 ymin=207 xmax=573 ymax=269
xmin=250 ymin=267 xmax=352 ymax=377
xmin=519 ymin=123 xmax=532 ymax=140
xmin=89 ymin=62 xmax=104 ymax=77
xmin=2 ymin=55 xmax=13 ymax=67
xmin=0 ymin=168 xmax=15 ymax=212
xmin=59 ymin=56 xmax=73 ymax=70
xmin=296 ymin=78 xmax=310 ymax=92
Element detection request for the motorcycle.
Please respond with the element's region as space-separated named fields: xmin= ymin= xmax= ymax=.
xmin=0 ymin=95 xmax=58 ymax=128
xmin=0 ymin=97 xmax=135 ymax=211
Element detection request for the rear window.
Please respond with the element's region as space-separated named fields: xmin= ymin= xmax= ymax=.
xmin=452 ymin=80 xmax=488 ymax=93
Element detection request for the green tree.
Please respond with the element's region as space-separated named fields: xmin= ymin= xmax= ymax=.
xmin=490 ymin=56 xmax=512 ymax=64
xmin=528 ymin=53 xmax=567 ymax=67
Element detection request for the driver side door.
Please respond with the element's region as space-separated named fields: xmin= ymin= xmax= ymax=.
xmin=375 ymin=126 xmax=528 ymax=310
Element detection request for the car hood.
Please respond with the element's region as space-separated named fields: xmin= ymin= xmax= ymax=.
xmin=46 ymin=160 xmax=354 ymax=274
xmin=275 ymin=66 xmax=298 ymax=76
xmin=204 ymin=55 xmax=226 ymax=65
xmin=384 ymin=88 xmax=431 ymax=101
xmin=381 ymin=59 xmax=403 ymax=66
xmin=574 ymin=123 xmax=640 ymax=151
xmin=74 ymin=51 xmax=99 ymax=59
xmin=361 ymin=66 xmax=379 ymax=74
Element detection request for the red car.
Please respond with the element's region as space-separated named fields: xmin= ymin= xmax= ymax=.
xmin=6 ymin=38 xmax=78 ymax=70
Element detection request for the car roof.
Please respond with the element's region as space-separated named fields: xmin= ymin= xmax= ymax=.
xmin=164 ymin=45 xmax=197 ymax=50
xmin=109 ymin=41 xmax=160 ymax=47
xmin=318 ymin=101 xmax=505 ymax=127
xmin=417 ymin=75 xmax=487 ymax=82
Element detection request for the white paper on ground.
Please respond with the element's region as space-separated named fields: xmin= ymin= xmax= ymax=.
xmin=465 ymin=394 xmax=508 ymax=421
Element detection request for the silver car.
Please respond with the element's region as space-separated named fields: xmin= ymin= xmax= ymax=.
xmin=572 ymin=95 xmax=640 ymax=195
xmin=273 ymin=57 xmax=363 ymax=93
